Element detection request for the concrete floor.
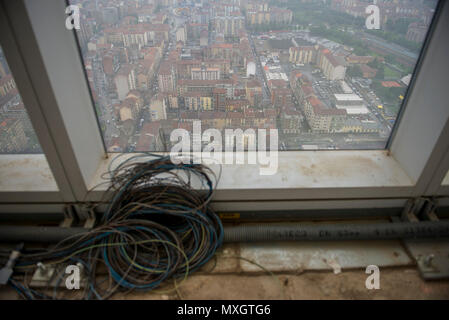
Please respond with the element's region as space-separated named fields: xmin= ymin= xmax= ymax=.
xmin=1 ymin=241 xmax=449 ymax=300
xmin=1 ymin=267 xmax=449 ymax=300
xmin=118 ymin=268 xmax=449 ymax=300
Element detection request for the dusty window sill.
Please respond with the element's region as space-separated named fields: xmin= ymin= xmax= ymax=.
xmin=0 ymin=154 xmax=60 ymax=202
xmin=86 ymin=150 xmax=415 ymax=202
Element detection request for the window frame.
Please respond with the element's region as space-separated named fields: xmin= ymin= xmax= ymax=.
xmin=0 ymin=0 xmax=448 ymax=213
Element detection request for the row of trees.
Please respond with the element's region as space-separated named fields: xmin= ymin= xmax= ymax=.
xmin=286 ymin=0 xmax=423 ymax=54
xmin=347 ymin=64 xmax=386 ymax=80
xmin=372 ymin=81 xmax=406 ymax=103
xmin=366 ymin=29 xmax=422 ymax=54
xmin=287 ymin=1 xmax=365 ymax=29
xmin=309 ymin=25 xmax=371 ymax=56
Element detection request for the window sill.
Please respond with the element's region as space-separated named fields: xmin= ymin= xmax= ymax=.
xmin=0 ymin=154 xmax=60 ymax=202
xmin=442 ymin=171 xmax=449 ymax=186
xmin=86 ymin=150 xmax=415 ymax=202
xmin=439 ymin=171 xmax=449 ymax=196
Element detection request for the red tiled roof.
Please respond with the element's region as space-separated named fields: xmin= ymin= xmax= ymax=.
xmin=180 ymin=111 xmax=200 ymax=119
xmin=178 ymin=122 xmax=193 ymax=131
xmin=136 ymin=122 xmax=161 ymax=151
xmin=246 ymin=79 xmax=262 ymax=88
xmin=178 ymin=79 xmax=234 ymax=86
xmin=307 ymin=96 xmax=346 ymax=116
xmin=213 ymin=88 xmax=227 ymax=94
xmin=211 ymin=43 xmax=234 ymax=49
xmin=227 ymin=112 xmax=243 ymax=119
xmin=301 ymin=85 xmax=314 ymax=96
xmin=264 ymin=109 xmax=277 ymax=118
xmin=381 ymin=81 xmax=402 ymax=88
xmin=225 ymin=99 xmax=249 ymax=106
xmin=307 ymin=96 xmax=323 ymax=108
xmin=268 ymin=79 xmax=287 ymax=89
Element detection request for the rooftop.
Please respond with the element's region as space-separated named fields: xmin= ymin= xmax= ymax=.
xmin=334 ymin=94 xmax=364 ymax=101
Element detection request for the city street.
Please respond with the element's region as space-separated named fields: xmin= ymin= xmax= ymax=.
xmin=92 ymin=56 xmax=120 ymax=146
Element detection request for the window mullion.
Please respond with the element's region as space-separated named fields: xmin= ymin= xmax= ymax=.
xmin=0 ymin=1 xmax=74 ymax=202
xmin=1 ymin=0 xmax=106 ymax=202
xmin=389 ymin=0 xmax=449 ymax=198
xmin=420 ymin=121 xmax=449 ymax=197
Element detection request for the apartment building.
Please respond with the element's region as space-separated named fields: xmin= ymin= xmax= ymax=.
xmin=213 ymin=16 xmax=245 ymax=38
xmin=318 ymin=49 xmax=346 ymax=81
xmin=304 ymin=96 xmax=346 ymax=132
xmin=191 ymin=66 xmax=221 ymax=81
xmin=289 ymin=46 xmax=319 ymax=65
xmin=158 ymin=62 xmax=177 ymax=93
xmin=183 ymin=92 xmax=213 ymax=111
xmin=114 ymin=64 xmax=136 ymax=101
xmin=0 ymin=74 xmax=15 ymax=97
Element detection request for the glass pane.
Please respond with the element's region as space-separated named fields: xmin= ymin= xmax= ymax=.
xmin=71 ymin=0 xmax=439 ymax=152
xmin=0 ymin=46 xmax=42 ymax=154
xmin=443 ymin=170 xmax=449 ymax=186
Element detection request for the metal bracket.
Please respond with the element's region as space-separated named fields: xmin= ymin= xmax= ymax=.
xmin=59 ymin=205 xmax=76 ymax=228
xmin=400 ymin=198 xmax=420 ymax=222
xmin=30 ymin=262 xmax=56 ymax=286
xmin=77 ymin=205 xmax=97 ymax=229
xmin=59 ymin=204 xmax=96 ymax=229
xmin=398 ymin=198 xmax=449 ymax=280
xmin=418 ymin=198 xmax=439 ymax=222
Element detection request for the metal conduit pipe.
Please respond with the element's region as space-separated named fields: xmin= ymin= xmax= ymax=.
xmin=0 ymin=221 xmax=449 ymax=242
xmin=224 ymin=221 xmax=449 ymax=242
xmin=0 ymin=221 xmax=449 ymax=243
xmin=0 ymin=226 xmax=87 ymax=243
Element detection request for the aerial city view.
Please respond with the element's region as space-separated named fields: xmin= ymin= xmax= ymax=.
xmin=0 ymin=0 xmax=438 ymax=153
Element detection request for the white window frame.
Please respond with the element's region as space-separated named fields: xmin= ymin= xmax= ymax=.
xmin=0 ymin=0 xmax=448 ymax=213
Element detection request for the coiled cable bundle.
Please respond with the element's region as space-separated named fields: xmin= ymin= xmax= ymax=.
xmin=6 ymin=153 xmax=223 ymax=299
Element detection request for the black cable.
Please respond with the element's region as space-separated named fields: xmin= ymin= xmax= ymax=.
xmin=6 ymin=154 xmax=223 ymax=300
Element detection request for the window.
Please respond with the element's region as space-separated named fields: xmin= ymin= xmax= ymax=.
xmin=0 ymin=45 xmax=42 ymax=154
xmin=0 ymin=0 xmax=448 ymax=211
xmin=70 ymin=0 xmax=438 ymax=152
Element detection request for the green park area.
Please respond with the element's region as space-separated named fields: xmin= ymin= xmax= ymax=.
xmin=383 ymin=66 xmax=401 ymax=79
